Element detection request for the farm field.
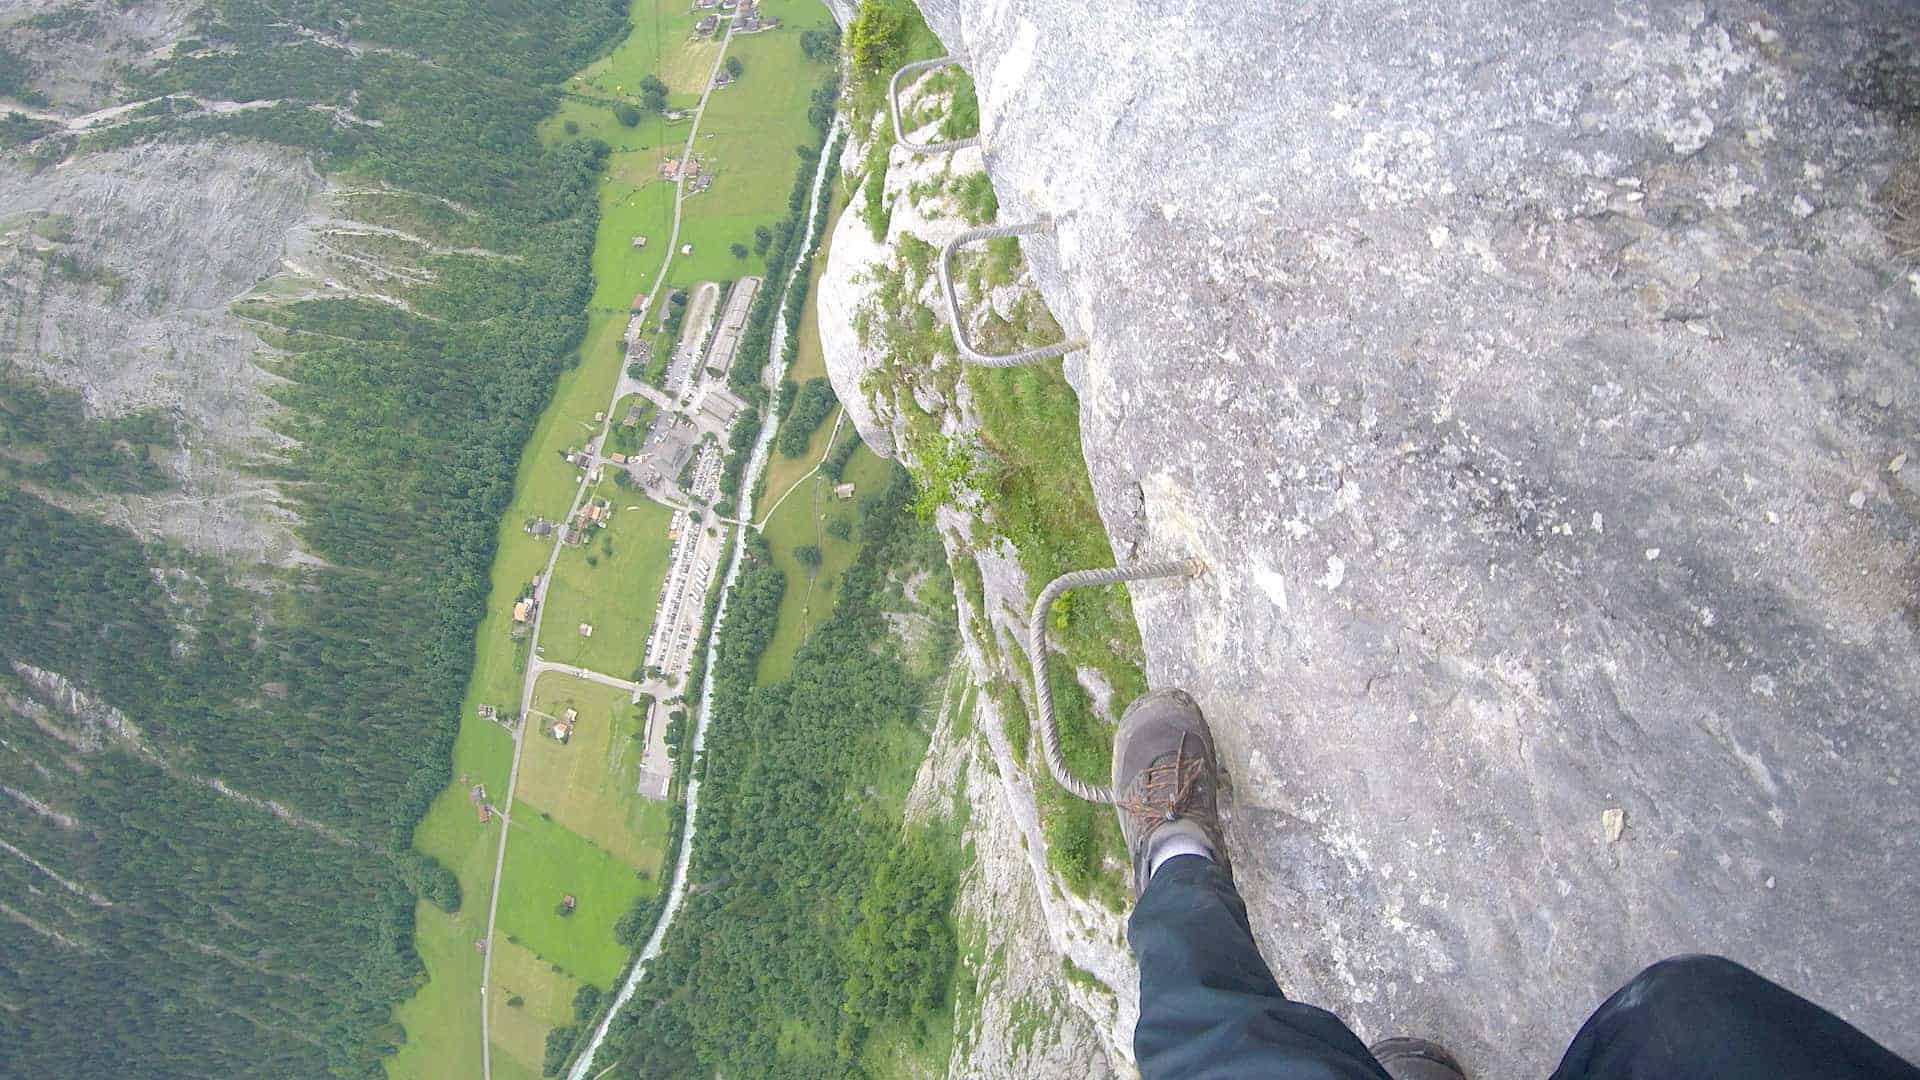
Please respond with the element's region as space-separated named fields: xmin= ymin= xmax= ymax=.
xmin=537 ymin=495 xmax=676 ymax=676
xmin=496 ymin=800 xmax=653 ymax=988
xmin=486 ymin=939 xmax=584 ymax=1080
xmin=517 ymin=672 xmax=672 ymax=871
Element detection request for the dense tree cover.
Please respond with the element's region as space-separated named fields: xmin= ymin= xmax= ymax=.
xmin=0 ymin=369 xmax=179 ymax=493
xmin=839 ymin=827 xmax=958 ymax=1052
xmin=0 ymin=491 xmax=430 ymax=1078
xmin=0 ymin=2 xmax=630 ymax=1076
xmin=846 ymin=0 xmax=913 ymax=75
xmin=776 ymin=377 xmax=837 ymax=458
xmin=599 ymin=464 xmax=964 ymax=1077
xmin=822 ymin=431 xmax=865 ymax=483
xmin=800 ymin=26 xmax=842 ymax=64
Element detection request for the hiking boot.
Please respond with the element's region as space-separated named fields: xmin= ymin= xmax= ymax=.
xmin=1112 ymin=688 xmax=1229 ymax=897
xmin=1369 ymin=1037 xmax=1468 ymax=1080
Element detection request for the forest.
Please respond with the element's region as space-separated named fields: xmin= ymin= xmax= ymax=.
xmin=0 ymin=1 xmax=631 ymax=1076
xmin=597 ymin=463 xmax=965 ymax=1078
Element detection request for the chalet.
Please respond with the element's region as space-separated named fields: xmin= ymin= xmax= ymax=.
xmin=594 ymin=411 xmax=607 ymax=423
xmin=563 ymin=707 xmax=579 ymax=724
xmin=513 ymin=598 xmax=535 ymax=623
xmin=695 ymin=12 xmax=718 ymax=33
xmin=578 ymin=623 xmax=594 ymax=638
xmin=631 ymin=291 xmax=649 ymax=312
xmin=608 ymin=451 xmax=628 ymax=465
xmin=631 ymin=235 xmax=648 ymax=248
xmin=477 ymin=704 xmax=498 ymax=721
xmin=528 ymin=518 xmax=554 ymax=538
xmin=662 ymin=158 xmax=680 ymax=180
xmin=681 ymin=243 xmax=694 ymax=255
xmin=834 ymin=482 xmax=857 ymax=500
xmin=561 ymin=894 xmax=577 ymax=911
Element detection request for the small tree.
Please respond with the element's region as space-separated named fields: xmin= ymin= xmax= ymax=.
xmin=639 ymin=75 xmax=668 ymax=113
xmin=563 ymin=119 xmax=580 ymax=135
xmin=730 ymin=242 xmax=749 ymax=259
xmin=753 ymin=225 xmax=773 ymax=254
xmin=825 ymin=517 xmax=852 ymax=541
xmin=725 ymin=56 xmax=744 ymax=79
xmin=614 ymin=103 xmax=641 ymax=127
xmin=794 ymin=544 xmax=823 ymax=568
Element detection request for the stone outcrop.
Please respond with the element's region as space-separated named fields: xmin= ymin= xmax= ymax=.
xmin=826 ymin=1 xmax=1920 ymax=1075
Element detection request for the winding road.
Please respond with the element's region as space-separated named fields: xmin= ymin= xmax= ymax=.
xmin=476 ymin=26 xmax=743 ymax=1080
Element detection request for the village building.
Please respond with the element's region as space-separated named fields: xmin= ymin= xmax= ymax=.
xmin=578 ymin=623 xmax=594 ymax=638
xmin=695 ymin=12 xmax=718 ymax=33
xmin=477 ymin=704 xmax=497 ymax=721
xmin=513 ymin=598 xmax=535 ymax=623
xmin=631 ymin=235 xmax=647 ymax=248
xmin=607 ymin=451 xmax=628 ymax=465
xmin=834 ymin=482 xmax=857 ymax=500
xmin=661 ymin=158 xmax=680 ymax=180
xmin=699 ymin=387 xmax=749 ymax=429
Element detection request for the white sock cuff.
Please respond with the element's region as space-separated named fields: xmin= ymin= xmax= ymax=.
xmin=1146 ymin=821 xmax=1215 ymax=879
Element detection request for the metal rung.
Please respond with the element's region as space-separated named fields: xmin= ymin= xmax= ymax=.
xmin=939 ymin=222 xmax=1087 ymax=367
xmin=888 ymin=56 xmax=981 ymax=154
xmin=1027 ymin=559 xmax=1206 ymax=804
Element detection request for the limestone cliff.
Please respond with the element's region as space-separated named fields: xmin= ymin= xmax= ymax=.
xmin=824 ymin=3 xmax=1920 ymax=1076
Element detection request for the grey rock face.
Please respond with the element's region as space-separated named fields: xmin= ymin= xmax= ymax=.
xmin=0 ymin=139 xmax=322 ymax=562
xmin=910 ymin=0 xmax=1920 ymax=1073
xmin=0 ymin=1 xmax=197 ymax=114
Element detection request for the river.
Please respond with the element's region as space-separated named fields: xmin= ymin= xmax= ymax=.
xmin=566 ymin=113 xmax=846 ymax=1080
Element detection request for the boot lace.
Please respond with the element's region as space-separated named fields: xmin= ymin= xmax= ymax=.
xmin=1117 ymin=734 xmax=1209 ymax=834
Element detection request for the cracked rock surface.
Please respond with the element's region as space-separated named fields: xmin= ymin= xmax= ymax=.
xmin=909 ymin=0 xmax=1920 ymax=1072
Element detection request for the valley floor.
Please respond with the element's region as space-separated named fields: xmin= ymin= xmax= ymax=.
xmin=387 ymin=1 xmax=839 ymax=1075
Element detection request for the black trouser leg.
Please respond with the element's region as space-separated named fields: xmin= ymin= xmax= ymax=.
xmin=1549 ymin=954 xmax=1920 ymax=1080
xmin=1128 ymin=854 xmax=1390 ymax=1080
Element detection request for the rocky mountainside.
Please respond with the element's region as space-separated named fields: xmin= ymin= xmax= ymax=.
xmin=1 ymin=2 xmax=624 ymax=1073
xmin=822 ymin=2 xmax=1920 ymax=1076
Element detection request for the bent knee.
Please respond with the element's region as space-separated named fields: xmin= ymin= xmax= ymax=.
xmin=1615 ymin=954 xmax=1764 ymax=1013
